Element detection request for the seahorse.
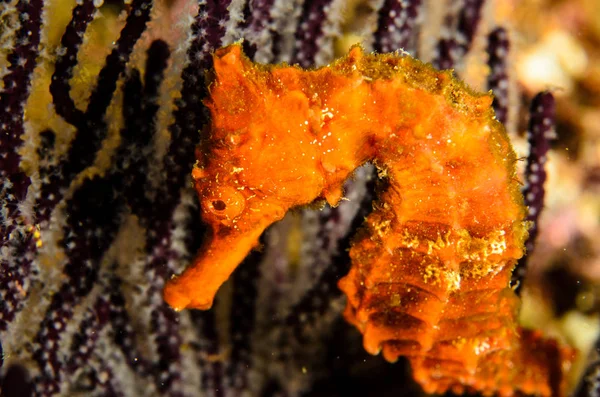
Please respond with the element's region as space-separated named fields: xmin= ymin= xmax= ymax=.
xmin=163 ymin=44 xmax=575 ymax=396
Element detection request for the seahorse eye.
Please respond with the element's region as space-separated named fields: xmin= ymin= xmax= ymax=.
xmin=211 ymin=200 xmax=227 ymax=211
xmin=202 ymin=186 xmax=245 ymax=223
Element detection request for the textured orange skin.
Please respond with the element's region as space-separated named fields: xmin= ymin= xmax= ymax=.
xmin=163 ymin=44 xmax=575 ymax=396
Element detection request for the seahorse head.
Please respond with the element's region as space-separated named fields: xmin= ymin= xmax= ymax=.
xmin=164 ymin=45 xmax=329 ymax=311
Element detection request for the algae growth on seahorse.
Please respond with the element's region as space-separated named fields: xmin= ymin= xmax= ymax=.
xmin=163 ymin=44 xmax=575 ymax=396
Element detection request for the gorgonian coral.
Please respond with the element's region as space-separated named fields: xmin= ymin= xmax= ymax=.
xmin=0 ymin=0 xmax=597 ymax=396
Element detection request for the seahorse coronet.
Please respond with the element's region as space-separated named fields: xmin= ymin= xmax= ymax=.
xmin=162 ymin=43 xmax=575 ymax=396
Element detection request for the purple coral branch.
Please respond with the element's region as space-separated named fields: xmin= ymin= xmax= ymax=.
xmin=240 ymin=0 xmax=277 ymax=61
xmin=65 ymin=296 xmax=111 ymax=375
xmin=49 ymin=0 xmax=96 ymax=127
xmin=433 ymin=0 xmax=484 ymax=70
xmin=40 ymin=0 xmax=153 ymax=223
xmin=0 ymin=0 xmax=44 ymax=333
xmin=111 ymin=40 xmax=188 ymax=395
xmin=487 ymin=27 xmax=510 ymax=125
xmin=226 ymin=248 xmax=263 ymax=391
xmin=32 ymin=176 xmax=127 ymax=396
xmin=0 ymin=0 xmax=43 ymax=203
xmin=285 ymin=175 xmax=375 ymax=340
xmin=151 ymin=303 xmax=184 ymax=396
xmin=0 ymin=217 xmax=36 ymax=332
xmin=513 ymin=91 xmax=556 ymax=294
xmin=291 ymin=0 xmax=337 ymax=67
xmin=106 ymin=277 xmax=152 ymax=377
xmin=456 ymin=0 xmax=484 ymax=47
xmin=161 ymin=0 xmax=231 ymax=213
xmin=373 ymin=0 xmax=422 ymax=55
xmin=32 ymin=16 xmax=164 ymax=394
xmin=85 ymin=0 xmax=153 ymax=121
xmin=190 ymin=309 xmax=224 ymax=395
xmin=141 ymin=237 xmax=185 ymax=395
xmin=183 ymin=0 xmax=232 ymax=71
xmin=120 ymin=40 xmax=170 ymax=218
xmin=1 ymin=0 xmax=154 ymax=351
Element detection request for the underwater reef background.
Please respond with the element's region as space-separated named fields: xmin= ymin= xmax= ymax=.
xmin=1 ymin=0 xmax=599 ymax=396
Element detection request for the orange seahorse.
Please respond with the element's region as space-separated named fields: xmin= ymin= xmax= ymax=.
xmin=163 ymin=44 xmax=575 ymax=396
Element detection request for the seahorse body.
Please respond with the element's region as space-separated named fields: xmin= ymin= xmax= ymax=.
xmin=163 ymin=44 xmax=574 ymax=396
